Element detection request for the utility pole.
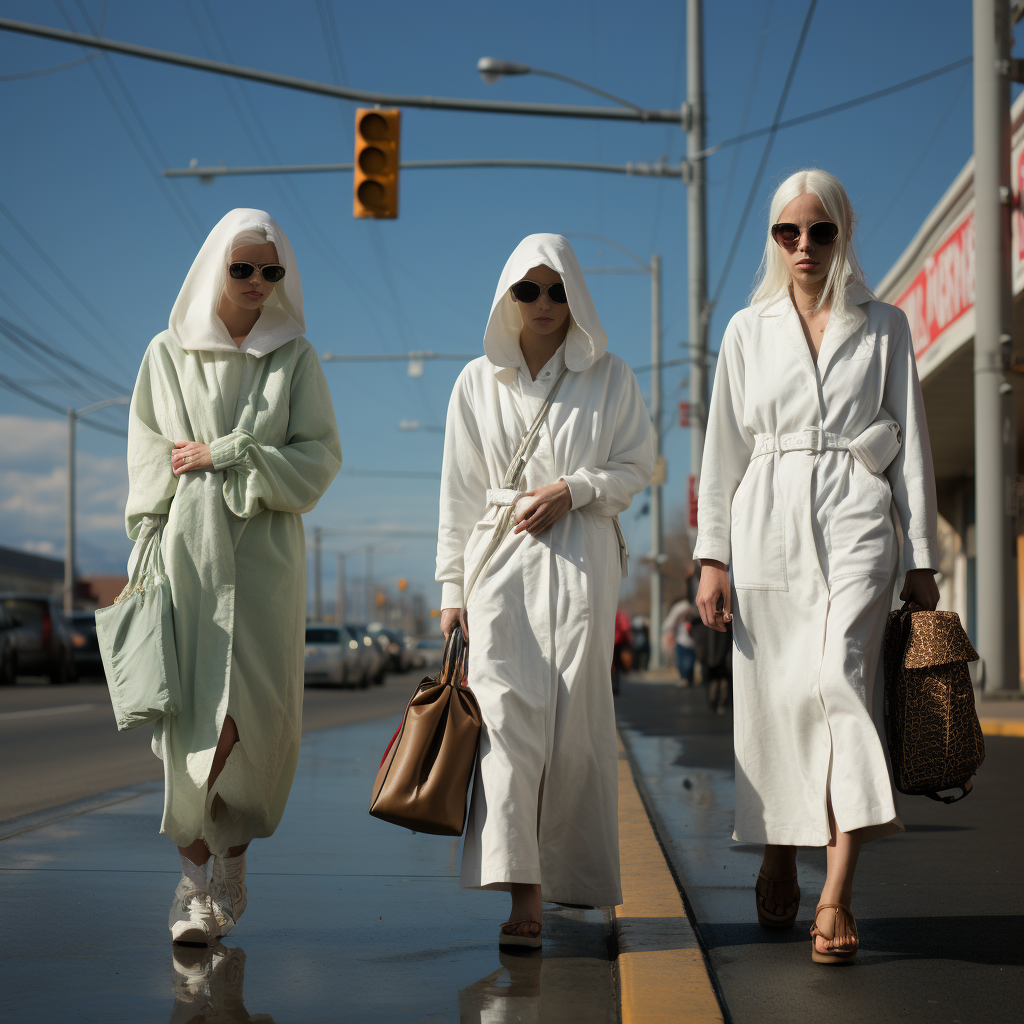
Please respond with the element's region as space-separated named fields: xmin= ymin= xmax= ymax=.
xmin=336 ymin=552 xmax=346 ymax=625
xmin=687 ymin=0 xmax=709 ymax=514
xmin=649 ymin=254 xmax=665 ymax=668
xmin=973 ymin=0 xmax=1020 ymax=691
xmin=312 ymin=526 xmax=322 ymax=622
xmin=64 ymin=407 xmax=75 ymax=615
xmin=365 ymin=545 xmax=374 ymax=622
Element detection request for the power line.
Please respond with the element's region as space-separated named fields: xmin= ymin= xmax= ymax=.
xmin=0 ymin=370 xmax=127 ymax=437
xmin=708 ymin=0 xmax=817 ymax=312
xmin=0 ymin=0 xmax=106 ymax=79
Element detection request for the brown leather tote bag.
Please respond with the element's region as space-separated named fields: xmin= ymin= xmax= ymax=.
xmin=369 ymin=625 xmax=481 ymax=835
xmin=883 ymin=604 xmax=985 ymax=804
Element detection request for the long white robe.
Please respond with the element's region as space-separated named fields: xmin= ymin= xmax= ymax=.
xmin=694 ymin=284 xmax=937 ymax=847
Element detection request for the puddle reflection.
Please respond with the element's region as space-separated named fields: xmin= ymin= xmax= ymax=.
xmin=458 ymin=950 xmax=543 ymax=1023
xmin=170 ymin=944 xmax=275 ymax=1024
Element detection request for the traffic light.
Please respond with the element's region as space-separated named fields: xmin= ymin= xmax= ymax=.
xmin=397 ymin=578 xmax=408 ymax=591
xmin=354 ymin=108 xmax=400 ymax=219
xmin=375 ymin=591 xmax=387 ymax=607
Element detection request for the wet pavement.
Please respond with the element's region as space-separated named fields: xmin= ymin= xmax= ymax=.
xmin=0 ymin=717 xmax=615 ymax=1023
xmin=615 ymin=677 xmax=1024 ymax=1024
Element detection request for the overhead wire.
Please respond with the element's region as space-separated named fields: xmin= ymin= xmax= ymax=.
xmin=707 ymin=0 xmax=817 ymax=313
xmin=51 ymin=0 xmax=205 ymax=245
xmin=0 ymin=0 xmax=106 ymax=79
xmin=0 ymin=370 xmax=127 ymax=437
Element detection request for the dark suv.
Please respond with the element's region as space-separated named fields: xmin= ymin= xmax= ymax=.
xmin=0 ymin=604 xmax=18 ymax=686
xmin=0 ymin=594 xmax=77 ymax=684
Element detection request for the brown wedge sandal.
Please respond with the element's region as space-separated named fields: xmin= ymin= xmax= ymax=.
xmin=499 ymin=920 xmax=542 ymax=949
xmin=755 ymin=871 xmax=800 ymax=928
xmin=810 ymin=903 xmax=859 ymax=964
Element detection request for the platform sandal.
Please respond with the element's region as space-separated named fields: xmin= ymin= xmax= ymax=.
xmin=810 ymin=903 xmax=859 ymax=964
xmin=755 ymin=871 xmax=800 ymax=928
xmin=498 ymin=920 xmax=542 ymax=949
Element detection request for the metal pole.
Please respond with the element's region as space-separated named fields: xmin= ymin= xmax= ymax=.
xmin=312 ymin=526 xmax=322 ymax=622
xmin=365 ymin=546 xmax=375 ymax=622
xmin=649 ymin=255 xmax=664 ymax=669
xmin=336 ymin=553 xmax=346 ymax=626
xmin=972 ymin=0 xmax=1020 ymax=691
xmin=64 ymin=408 xmax=75 ymax=615
xmin=687 ymin=0 xmax=709 ymax=493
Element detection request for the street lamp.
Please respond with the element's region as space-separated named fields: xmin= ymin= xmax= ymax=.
xmin=476 ymin=58 xmax=645 ymax=114
xmin=65 ymin=396 xmax=131 ymax=614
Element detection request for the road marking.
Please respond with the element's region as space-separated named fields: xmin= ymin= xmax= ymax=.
xmin=0 ymin=703 xmax=99 ymax=721
xmin=615 ymin=733 xmax=725 ymax=1024
xmin=980 ymin=718 xmax=1024 ymax=738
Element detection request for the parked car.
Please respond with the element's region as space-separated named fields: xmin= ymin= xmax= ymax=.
xmin=304 ymin=624 xmax=367 ymax=688
xmin=0 ymin=604 xmax=19 ymax=686
xmin=413 ymin=636 xmax=445 ymax=673
xmin=346 ymin=624 xmax=387 ymax=685
xmin=371 ymin=627 xmax=412 ymax=673
xmin=0 ymin=594 xmax=76 ymax=684
xmin=405 ymin=634 xmax=426 ymax=671
xmin=68 ymin=611 xmax=104 ymax=679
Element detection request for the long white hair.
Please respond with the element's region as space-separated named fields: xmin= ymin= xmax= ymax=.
xmin=750 ymin=168 xmax=870 ymax=315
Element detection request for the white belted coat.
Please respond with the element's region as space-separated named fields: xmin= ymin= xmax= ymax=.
xmin=694 ymin=284 xmax=937 ymax=846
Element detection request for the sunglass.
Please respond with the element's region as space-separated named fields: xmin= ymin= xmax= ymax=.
xmin=771 ymin=221 xmax=839 ymax=247
xmin=510 ymin=280 xmax=568 ymax=304
xmin=228 ymin=261 xmax=287 ymax=283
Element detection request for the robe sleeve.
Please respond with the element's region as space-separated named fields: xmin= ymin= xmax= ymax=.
xmin=882 ymin=313 xmax=938 ymax=573
xmin=208 ymin=345 xmax=342 ymax=519
xmin=560 ymin=366 xmax=654 ymax=515
xmin=125 ymin=341 xmax=180 ymax=541
xmin=436 ymin=367 xmax=490 ymax=609
xmin=693 ymin=317 xmax=755 ymax=568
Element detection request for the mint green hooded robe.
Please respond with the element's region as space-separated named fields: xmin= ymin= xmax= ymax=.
xmin=125 ymin=209 xmax=341 ymax=854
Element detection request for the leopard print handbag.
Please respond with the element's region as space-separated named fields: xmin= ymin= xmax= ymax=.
xmin=883 ymin=605 xmax=985 ymax=804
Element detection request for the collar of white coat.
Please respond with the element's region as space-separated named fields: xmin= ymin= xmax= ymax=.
xmin=483 ymin=233 xmax=607 ymax=386
xmin=168 ymin=208 xmax=305 ymax=356
xmin=516 ymin=341 xmax=567 ymax=390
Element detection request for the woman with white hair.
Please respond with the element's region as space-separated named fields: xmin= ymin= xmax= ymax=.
xmin=436 ymin=234 xmax=653 ymax=947
xmin=694 ymin=170 xmax=938 ymax=963
xmin=126 ymin=208 xmax=341 ymax=944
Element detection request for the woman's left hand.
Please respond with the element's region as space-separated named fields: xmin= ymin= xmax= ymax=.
xmin=900 ymin=569 xmax=940 ymax=611
xmin=513 ymin=480 xmax=573 ymax=536
xmin=172 ymin=440 xmax=213 ymax=476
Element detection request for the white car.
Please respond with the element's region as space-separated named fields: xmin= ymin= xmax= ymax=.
xmin=304 ymin=625 xmax=367 ymax=688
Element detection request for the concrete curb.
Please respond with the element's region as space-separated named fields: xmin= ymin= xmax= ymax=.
xmin=614 ymin=733 xmax=725 ymax=1023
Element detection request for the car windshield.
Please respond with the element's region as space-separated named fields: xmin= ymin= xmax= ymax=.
xmin=305 ymin=627 xmax=340 ymax=643
xmin=71 ymin=612 xmax=95 ymax=625
xmin=1 ymin=599 xmax=45 ymax=623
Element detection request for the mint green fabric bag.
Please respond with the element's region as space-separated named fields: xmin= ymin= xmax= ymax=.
xmin=96 ymin=516 xmax=181 ymax=731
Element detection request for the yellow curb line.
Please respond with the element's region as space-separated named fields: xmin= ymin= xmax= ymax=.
xmin=615 ymin=733 xmax=725 ymax=1023
xmin=980 ymin=718 xmax=1024 ymax=737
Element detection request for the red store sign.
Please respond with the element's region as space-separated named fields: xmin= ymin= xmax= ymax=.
xmin=895 ymin=212 xmax=975 ymax=358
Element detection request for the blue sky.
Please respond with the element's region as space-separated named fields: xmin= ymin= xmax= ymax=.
xmin=0 ymin=0 xmax=1005 ymax=616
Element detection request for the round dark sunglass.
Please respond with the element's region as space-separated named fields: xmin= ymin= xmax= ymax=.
xmin=771 ymin=221 xmax=839 ymax=247
xmin=510 ymin=280 xmax=568 ymax=304
xmin=228 ymin=261 xmax=287 ymax=284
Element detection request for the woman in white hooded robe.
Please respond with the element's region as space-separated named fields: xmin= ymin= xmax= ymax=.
xmin=436 ymin=234 xmax=654 ymax=946
xmin=125 ymin=208 xmax=341 ymax=945
xmin=694 ymin=171 xmax=938 ymax=964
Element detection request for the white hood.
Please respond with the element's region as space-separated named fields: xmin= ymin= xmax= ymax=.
xmin=483 ymin=234 xmax=608 ymax=376
xmin=168 ymin=208 xmax=305 ymax=356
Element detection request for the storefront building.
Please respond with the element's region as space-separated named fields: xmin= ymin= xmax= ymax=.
xmin=875 ymin=92 xmax=1024 ymax=682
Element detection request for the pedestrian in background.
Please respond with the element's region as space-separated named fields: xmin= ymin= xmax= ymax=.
xmin=436 ymin=234 xmax=653 ymax=948
xmin=694 ymin=170 xmax=938 ymax=964
xmin=126 ymin=209 xmax=341 ymax=945
xmin=630 ymin=615 xmax=651 ymax=671
xmin=662 ymin=593 xmax=698 ymax=687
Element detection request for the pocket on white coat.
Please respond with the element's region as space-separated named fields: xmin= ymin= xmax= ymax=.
xmin=729 ymin=468 xmax=788 ymax=591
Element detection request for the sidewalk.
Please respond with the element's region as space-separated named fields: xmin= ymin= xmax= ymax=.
xmin=615 ymin=676 xmax=1024 ymax=1024
xmin=0 ymin=710 xmax=719 ymax=1022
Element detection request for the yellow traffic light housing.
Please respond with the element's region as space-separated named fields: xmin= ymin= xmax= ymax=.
xmin=354 ymin=108 xmax=400 ymax=219
xmin=397 ymin=578 xmax=408 ymax=591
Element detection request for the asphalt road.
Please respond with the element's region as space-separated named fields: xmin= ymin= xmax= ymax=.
xmin=616 ymin=678 xmax=1024 ymax=1024
xmin=0 ymin=671 xmax=421 ymax=823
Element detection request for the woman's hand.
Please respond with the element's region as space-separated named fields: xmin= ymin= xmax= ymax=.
xmin=512 ymin=480 xmax=572 ymax=536
xmin=440 ymin=607 xmax=468 ymax=640
xmin=900 ymin=569 xmax=939 ymax=611
xmin=171 ymin=440 xmax=213 ymax=476
xmin=696 ymin=560 xmax=734 ymax=632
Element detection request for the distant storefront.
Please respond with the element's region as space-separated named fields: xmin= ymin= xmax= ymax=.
xmin=0 ymin=545 xmax=63 ymax=597
xmin=875 ymin=92 xmax=1024 ymax=675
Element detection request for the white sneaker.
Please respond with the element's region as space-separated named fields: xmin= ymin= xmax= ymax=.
xmin=210 ymin=854 xmax=247 ymax=937
xmin=169 ymin=877 xmax=219 ymax=946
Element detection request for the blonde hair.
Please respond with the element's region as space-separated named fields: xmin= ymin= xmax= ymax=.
xmin=751 ymin=168 xmax=869 ymax=314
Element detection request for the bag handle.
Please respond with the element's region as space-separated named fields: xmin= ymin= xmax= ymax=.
xmin=439 ymin=623 xmax=469 ymax=687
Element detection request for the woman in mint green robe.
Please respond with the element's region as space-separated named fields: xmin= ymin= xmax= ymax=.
xmin=125 ymin=209 xmax=341 ymax=875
